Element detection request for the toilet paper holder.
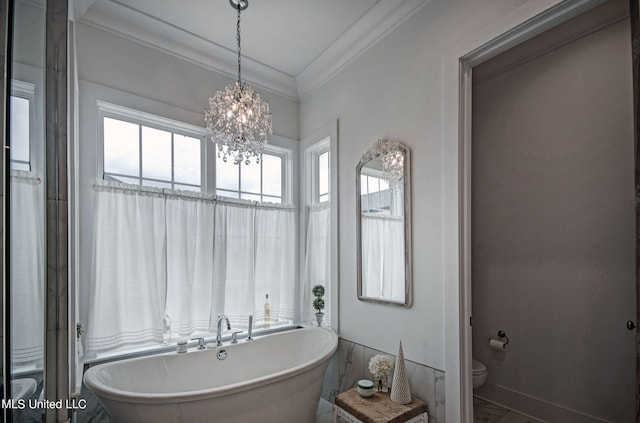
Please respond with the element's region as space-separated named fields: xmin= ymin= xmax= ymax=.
xmin=496 ymin=330 xmax=509 ymax=345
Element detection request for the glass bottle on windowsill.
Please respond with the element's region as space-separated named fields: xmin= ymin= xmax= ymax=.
xmin=264 ymin=294 xmax=271 ymax=328
xmin=162 ymin=314 xmax=172 ymax=345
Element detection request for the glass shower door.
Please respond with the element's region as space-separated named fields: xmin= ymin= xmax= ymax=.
xmin=4 ymin=0 xmax=47 ymax=421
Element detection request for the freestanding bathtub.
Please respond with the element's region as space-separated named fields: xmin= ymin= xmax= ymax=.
xmin=83 ymin=326 xmax=338 ymax=423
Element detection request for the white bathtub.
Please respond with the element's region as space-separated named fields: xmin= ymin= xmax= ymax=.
xmin=83 ymin=326 xmax=338 ymax=423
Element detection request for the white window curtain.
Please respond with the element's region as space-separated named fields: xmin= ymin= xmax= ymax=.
xmin=361 ymin=214 xmax=404 ymax=301
xmin=10 ymin=170 xmax=44 ymax=368
xmin=254 ymin=205 xmax=296 ymax=324
xmin=302 ymin=202 xmax=330 ymax=326
xmin=165 ymin=192 xmax=215 ymax=338
xmin=85 ymin=181 xmax=296 ymax=355
xmin=212 ymin=200 xmax=296 ymax=328
xmin=87 ymin=182 xmax=167 ymax=354
xmin=212 ymin=201 xmax=257 ymax=326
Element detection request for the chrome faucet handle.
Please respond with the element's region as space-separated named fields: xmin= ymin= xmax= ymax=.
xmin=231 ymin=331 xmax=243 ymax=344
xmin=246 ymin=314 xmax=254 ymax=341
xmin=191 ymin=337 xmax=206 ymax=350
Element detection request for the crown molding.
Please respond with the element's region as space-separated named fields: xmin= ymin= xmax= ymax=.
xmin=76 ymin=0 xmax=429 ymax=102
xmin=77 ymin=0 xmax=299 ymax=100
xmin=295 ymin=0 xmax=430 ymax=100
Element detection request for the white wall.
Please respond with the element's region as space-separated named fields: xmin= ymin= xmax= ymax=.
xmin=74 ymin=22 xmax=299 ymax=139
xmin=299 ymin=0 xmax=576 ymax=420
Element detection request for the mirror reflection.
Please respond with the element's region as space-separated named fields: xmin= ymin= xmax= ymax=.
xmin=7 ymin=0 xmax=46 ymax=414
xmin=357 ymin=140 xmax=411 ymax=307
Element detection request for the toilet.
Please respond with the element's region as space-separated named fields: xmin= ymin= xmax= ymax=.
xmin=472 ymin=359 xmax=487 ymax=389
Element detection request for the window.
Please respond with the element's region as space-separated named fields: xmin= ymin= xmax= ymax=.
xmin=10 ymin=81 xmax=36 ymax=171
xmin=99 ymin=102 xmax=205 ymax=192
xmin=301 ymin=131 xmax=333 ymax=327
xmin=317 ymin=151 xmax=330 ymax=203
xmin=10 ymin=96 xmax=30 ymax=170
xmin=303 ymin=136 xmax=330 ymax=205
xmin=360 ymin=173 xmax=391 ymax=214
xmin=98 ymin=102 xmax=294 ymax=202
xmin=88 ymin=102 xmax=298 ymax=356
xmin=216 ymin=147 xmax=287 ymax=203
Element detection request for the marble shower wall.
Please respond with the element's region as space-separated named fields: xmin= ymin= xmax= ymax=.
xmin=44 ymin=1 xmax=70 ymax=421
xmin=321 ymin=338 xmax=445 ymax=423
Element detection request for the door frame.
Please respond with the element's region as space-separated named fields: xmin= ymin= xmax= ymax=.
xmin=629 ymin=0 xmax=640 ymax=420
xmin=453 ymin=0 xmax=617 ymax=420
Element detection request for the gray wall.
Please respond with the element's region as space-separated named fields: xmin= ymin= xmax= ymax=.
xmin=471 ymin=2 xmax=634 ymax=421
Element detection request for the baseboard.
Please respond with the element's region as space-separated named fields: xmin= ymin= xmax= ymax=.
xmin=474 ymin=384 xmax=611 ymax=423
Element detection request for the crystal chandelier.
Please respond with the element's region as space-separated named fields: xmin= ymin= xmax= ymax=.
xmin=382 ymin=148 xmax=404 ymax=192
xmin=204 ymin=0 xmax=272 ymax=165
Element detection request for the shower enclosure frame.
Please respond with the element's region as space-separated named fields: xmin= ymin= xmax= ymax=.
xmin=2 ymin=0 xmax=70 ymax=422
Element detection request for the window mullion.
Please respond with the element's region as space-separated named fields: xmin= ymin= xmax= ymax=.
xmin=327 ymin=152 xmax=331 ymax=202
xmin=138 ymin=124 xmax=143 ymax=186
xmin=238 ymin=160 xmax=242 ymax=199
xmin=314 ymin=154 xmax=320 ymax=204
xmin=260 ymin=159 xmax=264 ymax=203
xmin=171 ymin=132 xmax=175 ymax=190
xmin=281 ymin=154 xmax=285 ymax=204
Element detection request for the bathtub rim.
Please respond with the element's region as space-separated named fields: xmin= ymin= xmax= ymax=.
xmin=83 ymin=325 xmax=338 ymax=405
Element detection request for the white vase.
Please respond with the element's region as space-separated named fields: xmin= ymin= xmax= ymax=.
xmin=315 ymin=312 xmax=324 ymax=327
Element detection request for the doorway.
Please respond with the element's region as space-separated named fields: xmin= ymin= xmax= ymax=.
xmin=468 ymin=0 xmax=634 ymax=421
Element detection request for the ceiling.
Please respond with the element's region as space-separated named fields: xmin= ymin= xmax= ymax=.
xmin=73 ymin=0 xmax=428 ymax=100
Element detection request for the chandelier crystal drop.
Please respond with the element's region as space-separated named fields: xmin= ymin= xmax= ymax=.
xmin=204 ymin=0 xmax=272 ymax=165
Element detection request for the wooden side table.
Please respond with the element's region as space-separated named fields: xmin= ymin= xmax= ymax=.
xmin=333 ymin=388 xmax=429 ymax=423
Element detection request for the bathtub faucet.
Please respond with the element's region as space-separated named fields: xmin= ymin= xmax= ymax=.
xmin=216 ymin=315 xmax=231 ymax=346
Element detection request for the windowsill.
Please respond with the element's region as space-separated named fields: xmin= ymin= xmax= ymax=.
xmin=82 ymin=322 xmax=300 ymax=367
xmin=10 ymin=364 xmax=44 ymax=377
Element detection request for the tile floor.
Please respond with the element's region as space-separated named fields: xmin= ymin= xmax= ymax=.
xmin=316 ymin=398 xmax=335 ymax=423
xmin=474 ymin=396 xmax=543 ymax=423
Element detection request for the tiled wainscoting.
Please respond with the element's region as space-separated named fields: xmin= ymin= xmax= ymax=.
xmin=320 ymin=338 xmax=446 ymax=423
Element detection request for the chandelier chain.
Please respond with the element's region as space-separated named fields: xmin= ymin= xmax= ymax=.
xmin=236 ymin=4 xmax=242 ymax=85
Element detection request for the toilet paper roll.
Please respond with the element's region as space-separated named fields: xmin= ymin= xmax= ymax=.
xmin=489 ymin=338 xmax=506 ymax=350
